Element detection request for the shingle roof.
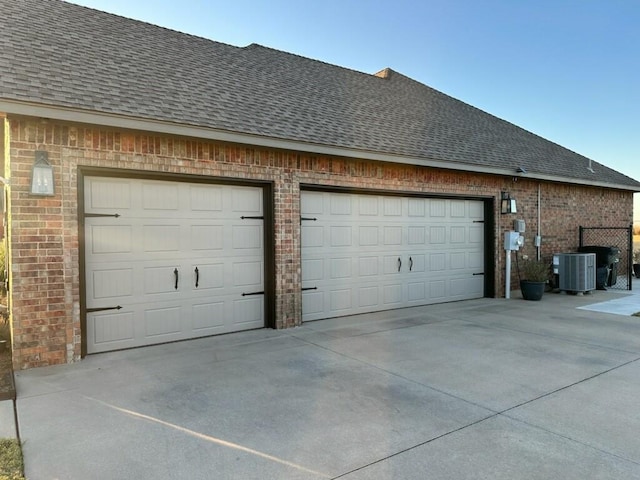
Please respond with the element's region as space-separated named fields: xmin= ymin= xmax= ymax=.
xmin=1 ymin=0 xmax=639 ymax=190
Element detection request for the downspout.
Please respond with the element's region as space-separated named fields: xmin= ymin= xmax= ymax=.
xmin=537 ymin=183 xmax=541 ymax=261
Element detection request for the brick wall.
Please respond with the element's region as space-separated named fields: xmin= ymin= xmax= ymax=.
xmin=5 ymin=117 xmax=634 ymax=369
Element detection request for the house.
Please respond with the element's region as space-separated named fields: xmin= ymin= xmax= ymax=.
xmin=1 ymin=0 xmax=639 ymax=369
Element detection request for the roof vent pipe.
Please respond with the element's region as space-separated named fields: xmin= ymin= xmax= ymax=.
xmin=587 ymin=159 xmax=595 ymax=173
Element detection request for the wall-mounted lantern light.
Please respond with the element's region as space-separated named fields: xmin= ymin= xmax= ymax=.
xmin=30 ymin=151 xmax=54 ymax=196
xmin=500 ymin=191 xmax=517 ymax=214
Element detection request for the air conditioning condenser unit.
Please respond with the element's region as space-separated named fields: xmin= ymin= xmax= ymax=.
xmin=558 ymin=253 xmax=596 ymax=294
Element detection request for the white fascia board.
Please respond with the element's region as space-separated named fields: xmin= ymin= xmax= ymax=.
xmin=2 ymin=99 xmax=639 ymax=192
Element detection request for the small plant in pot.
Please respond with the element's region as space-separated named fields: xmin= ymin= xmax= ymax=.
xmin=519 ymin=255 xmax=550 ymax=301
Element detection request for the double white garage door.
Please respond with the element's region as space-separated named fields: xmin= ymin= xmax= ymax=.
xmin=301 ymin=191 xmax=485 ymax=321
xmin=84 ymin=178 xmax=486 ymax=353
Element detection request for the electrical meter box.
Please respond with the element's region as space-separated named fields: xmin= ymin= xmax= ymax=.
xmin=504 ymin=231 xmax=523 ymax=251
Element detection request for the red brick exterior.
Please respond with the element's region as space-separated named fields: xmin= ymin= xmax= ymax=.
xmin=4 ymin=117 xmax=634 ymax=369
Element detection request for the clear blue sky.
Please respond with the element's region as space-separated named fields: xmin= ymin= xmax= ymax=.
xmin=68 ymin=0 xmax=640 ymax=219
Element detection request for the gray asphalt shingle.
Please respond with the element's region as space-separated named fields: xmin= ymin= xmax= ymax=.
xmin=1 ymin=0 xmax=638 ymax=189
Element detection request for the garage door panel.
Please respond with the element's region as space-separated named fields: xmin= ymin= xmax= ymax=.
xmin=450 ymin=252 xmax=467 ymax=270
xmin=408 ymin=282 xmax=426 ymax=302
xmin=450 ymin=226 xmax=466 ymax=243
xmin=429 ymin=226 xmax=447 ymax=244
xmin=142 ymin=183 xmax=179 ymax=211
xmin=190 ymin=262 xmax=224 ymax=290
xmin=191 ymin=225 xmax=224 ymax=250
xmin=190 ymin=185 xmax=223 ymax=211
xmin=87 ymin=224 xmax=133 ymax=255
xmin=408 ymin=226 xmax=426 ymax=245
xmin=408 ymin=198 xmax=425 ymax=217
xmin=233 ymin=261 xmax=263 ymax=287
xmin=86 ymin=178 xmax=132 ymax=210
xmin=358 ymin=286 xmax=379 ymax=307
xmin=358 ymin=256 xmax=379 ymax=277
xmin=470 ymin=277 xmax=484 ymax=295
xmin=330 ymin=195 xmax=352 ymax=215
xmin=450 ymin=277 xmax=483 ymax=299
xmin=90 ymin=310 xmax=135 ymax=346
xmin=430 ymin=281 xmax=446 ymax=299
xmin=358 ymin=226 xmax=379 ymax=245
xmin=384 ymin=255 xmax=402 ymax=275
xmin=144 ymin=265 xmax=180 ymax=295
xmin=90 ymin=267 xmax=134 ymax=300
xmin=469 ymin=252 xmax=484 ymax=269
xmin=470 ymin=225 xmax=484 ymax=243
xmin=302 ymin=258 xmax=323 ymax=282
xmin=232 ymin=225 xmax=262 ymax=250
xmin=429 ymin=253 xmax=447 ymax=271
xmin=85 ymin=177 xmax=265 ymax=353
xmin=429 ymin=199 xmax=446 ymax=217
xmin=383 ymin=197 xmax=402 ymax=216
xmin=145 ymin=306 xmax=181 ymax=337
xmin=408 ymin=254 xmax=425 ymax=272
xmin=302 ymin=291 xmax=324 ymax=317
xmin=232 ymin=187 xmax=262 ymax=213
xmin=142 ymin=225 xmax=181 ymax=252
xmin=192 ymin=302 xmax=225 ymax=330
xmin=330 ymin=257 xmax=352 ymax=279
xmin=330 ymin=226 xmax=352 ymax=246
xmin=302 ymin=191 xmax=485 ymax=321
xmin=383 ymin=226 xmax=402 ymax=245
xmin=450 ymin=200 xmax=466 ymax=217
xmin=301 ymin=191 xmax=324 ymax=214
xmin=383 ymin=284 xmax=402 ymax=305
xmin=233 ymin=297 xmax=264 ymax=327
xmin=302 ymin=225 xmax=324 ymax=247
xmin=469 ymin=201 xmax=484 ymax=218
xmin=358 ymin=196 xmax=379 ymax=215
xmin=330 ymin=289 xmax=352 ymax=312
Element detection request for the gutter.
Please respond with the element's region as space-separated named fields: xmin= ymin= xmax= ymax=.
xmin=2 ymin=99 xmax=639 ymax=193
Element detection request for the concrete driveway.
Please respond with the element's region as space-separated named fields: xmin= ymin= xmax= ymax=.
xmin=14 ymin=290 xmax=640 ymax=479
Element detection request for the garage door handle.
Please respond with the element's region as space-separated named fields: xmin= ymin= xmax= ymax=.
xmin=409 ymin=257 xmax=413 ymax=271
xmin=398 ymin=257 xmax=402 ymax=272
xmin=174 ymin=268 xmax=179 ymax=290
xmin=195 ymin=267 xmax=199 ymax=288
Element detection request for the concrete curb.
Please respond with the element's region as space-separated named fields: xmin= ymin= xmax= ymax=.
xmin=0 ymin=399 xmax=18 ymax=439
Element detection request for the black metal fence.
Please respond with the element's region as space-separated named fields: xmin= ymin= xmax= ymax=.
xmin=579 ymin=225 xmax=633 ymax=291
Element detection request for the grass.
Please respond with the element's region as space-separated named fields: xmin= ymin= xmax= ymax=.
xmin=0 ymin=439 xmax=24 ymax=480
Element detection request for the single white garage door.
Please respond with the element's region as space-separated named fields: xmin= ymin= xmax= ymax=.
xmin=301 ymin=191 xmax=485 ymax=321
xmin=84 ymin=177 xmax=264 ymax=353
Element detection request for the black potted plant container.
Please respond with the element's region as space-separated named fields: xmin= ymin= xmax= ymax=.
xmin=520 ymin=257 xmax=550 ymax=301
xmin=520 ymin=280 xmax=545 ymax=301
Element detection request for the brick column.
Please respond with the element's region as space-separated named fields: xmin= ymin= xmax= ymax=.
xmin=273 ymin=173 xmax=301 ymax=328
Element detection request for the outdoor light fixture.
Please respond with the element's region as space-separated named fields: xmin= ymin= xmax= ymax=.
xmin=500 ymin=191 xmax=517 ymax=214
xmin=30 ymin=151 xmax=54 ymax=196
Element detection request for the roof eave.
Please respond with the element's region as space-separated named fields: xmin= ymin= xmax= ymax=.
xmin=2 ymin=100 xmax=639 ymax=193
